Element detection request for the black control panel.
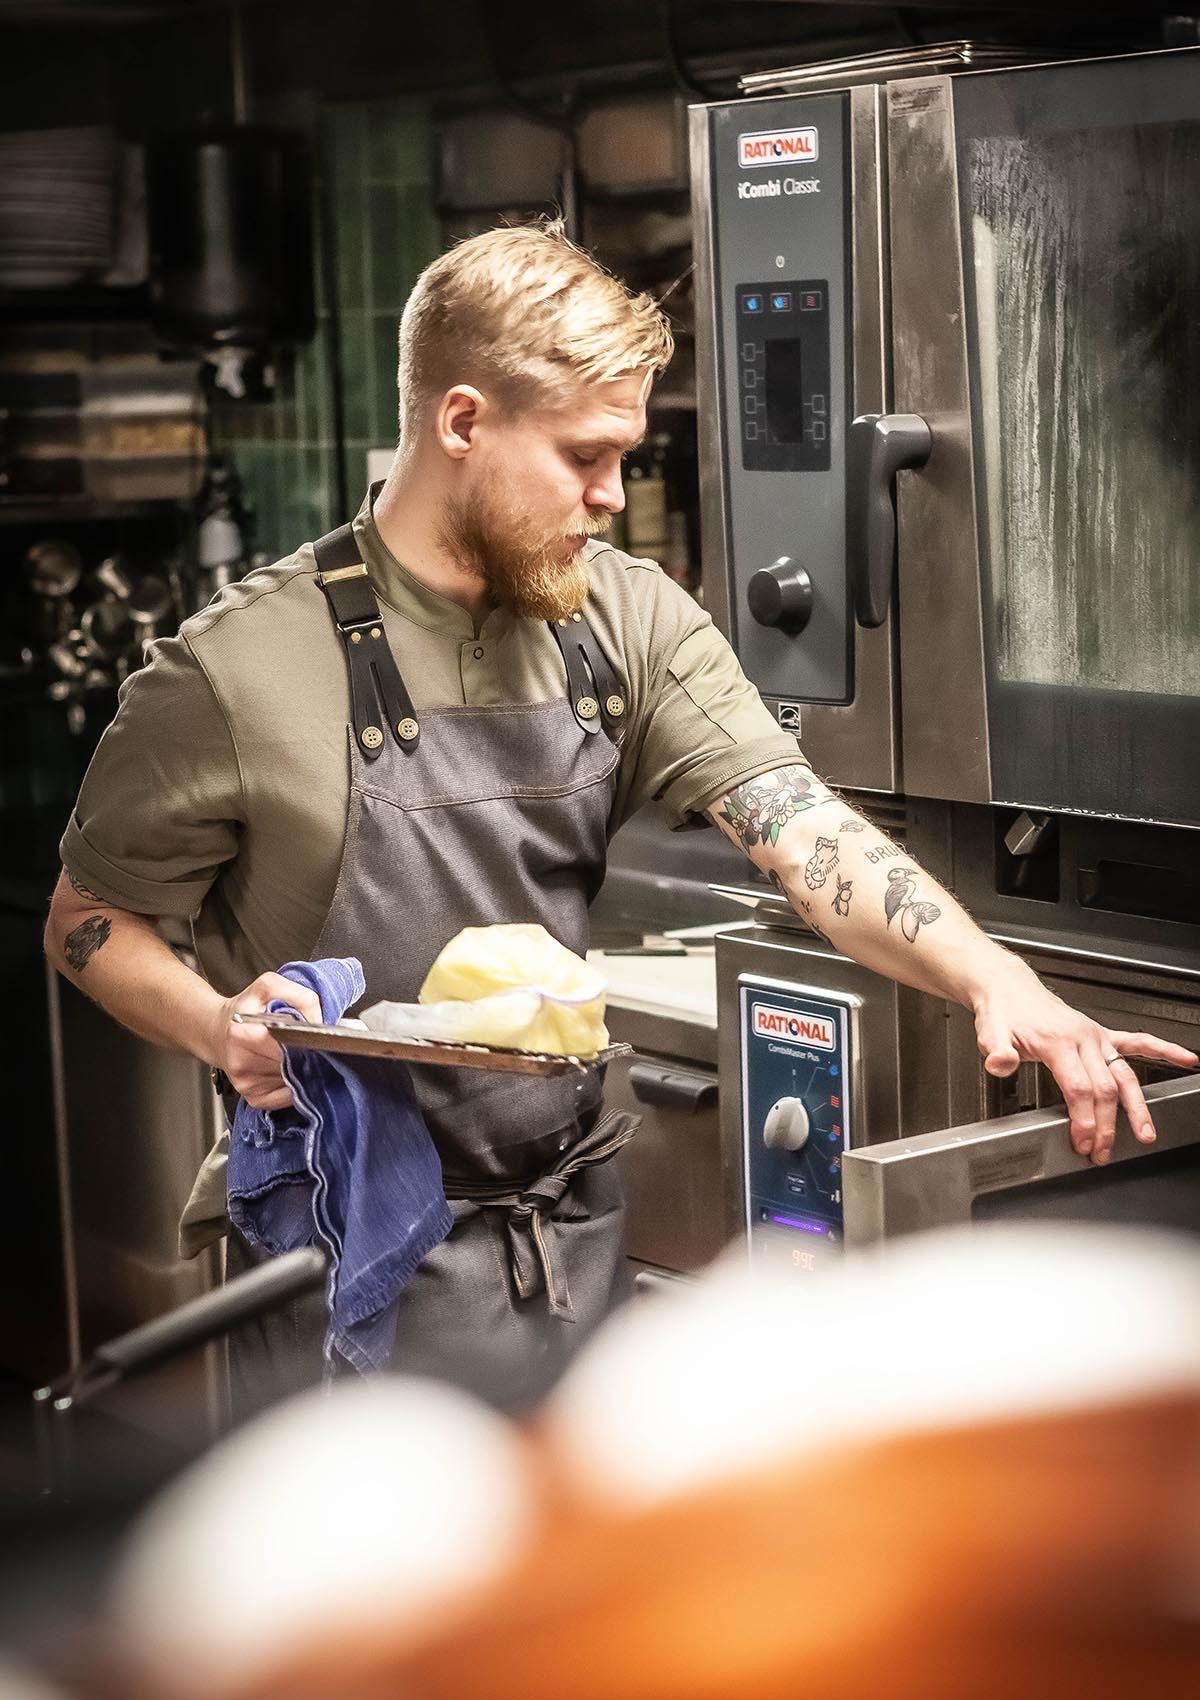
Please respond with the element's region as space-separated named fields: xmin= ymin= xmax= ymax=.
xmin=736 ymin=279 xmax=831 ymax=473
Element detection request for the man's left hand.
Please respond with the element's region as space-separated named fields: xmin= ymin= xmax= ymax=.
xmin=972 ymin=972 xmax=1198 ymax=1164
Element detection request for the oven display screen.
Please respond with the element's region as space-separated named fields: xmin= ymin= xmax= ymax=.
xmin=765 ymin=339 xmax=806 ymax=444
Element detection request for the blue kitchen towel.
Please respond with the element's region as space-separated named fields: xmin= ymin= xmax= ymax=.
xmin=227 ymin=958 xmax=453 ymax=1374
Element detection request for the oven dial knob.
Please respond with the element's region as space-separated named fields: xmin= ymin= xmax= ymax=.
xmin=763 ymin=1096 xmax=810 ymax=1152
xmin=748 ymin=557 xmax=814 ymax=634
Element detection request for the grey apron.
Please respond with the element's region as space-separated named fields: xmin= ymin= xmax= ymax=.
xmin=228 ymin=517 xmax=639 ymax=1413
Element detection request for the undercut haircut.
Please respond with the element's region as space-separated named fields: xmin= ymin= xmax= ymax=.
xmin=396 ymin=218 xmax=675 ymax=439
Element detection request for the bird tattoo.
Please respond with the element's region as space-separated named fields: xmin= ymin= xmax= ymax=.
xmin=884 ymin=866 xmax=941 ymax=941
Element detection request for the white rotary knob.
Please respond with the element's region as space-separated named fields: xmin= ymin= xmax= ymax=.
xmin=762 ymin=1096 xmax=810 ymax=1153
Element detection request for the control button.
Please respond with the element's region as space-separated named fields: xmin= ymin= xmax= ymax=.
xmin=743 ymin=395 xmax=758 ymax=414
xmin=770 ymin=290 xmax=793 ymax=312
xmin=744 ymin=421 xmax=759 ymax=440
xmin=787 ymin=1178 xmax=807 ymax=1195
xmin=810 ymin=393 xmax=826 ymax=415
xmin=811 ymin=419 xmax=827 ymax=443
xmin=763 ymin=1096 xmax=810 ymax=1153
xmin=742 ymin=341 xmax=757 ymax=360
xmin=800 ymin=289 xmax=823 ymax=311
xmin=742 ymin=367 xmax=757 ymax=387
xmin=748 ymin=557 xmax=814 ymax=635
xmin=742 ymin=292 xmax=764 ymax=314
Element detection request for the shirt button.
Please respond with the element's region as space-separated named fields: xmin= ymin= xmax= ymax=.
xmin=473 ymin=646 xmax=484 ymax=660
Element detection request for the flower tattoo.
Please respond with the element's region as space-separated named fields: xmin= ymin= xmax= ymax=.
xmin=718 ymin=766 xmax=826 ymax=852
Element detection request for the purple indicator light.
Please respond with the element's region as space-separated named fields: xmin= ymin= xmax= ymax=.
xmin=770 ymin=1213 xmax=827 ymax=1235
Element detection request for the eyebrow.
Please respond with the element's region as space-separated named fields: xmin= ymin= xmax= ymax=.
xmin=572 ymin=432 xmax=646 ymax=455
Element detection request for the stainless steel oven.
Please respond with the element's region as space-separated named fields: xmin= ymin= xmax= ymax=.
xmin=687 ymin=43 xmax=1200 ymax=1271
xmin=842 ymin=1074 xmax=1200 ymax=1245
xmin=691 ymin=45 xmax=1200 ymax=826
xmin=718 ymin=906 xmax=1200 ymax=1273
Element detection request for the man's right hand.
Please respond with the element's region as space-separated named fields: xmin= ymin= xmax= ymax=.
xmin=210 ymin=972 xmax=324 ymax=1111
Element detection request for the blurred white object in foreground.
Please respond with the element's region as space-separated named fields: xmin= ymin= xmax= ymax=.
xmin=547 ymin=1224 xmax=1200 ymax=1510
xmin=109 ymin=1378 xmax=537 ymax=1696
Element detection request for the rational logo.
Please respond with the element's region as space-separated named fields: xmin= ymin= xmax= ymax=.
xmin=739 ymin=127 xmax=819 ymax=169
xmin=753 ymin=1004 xmax=835 ymax=1049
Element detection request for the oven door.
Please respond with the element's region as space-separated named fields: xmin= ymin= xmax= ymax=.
xmin=691 ymin=83 xmax=901 ymax=794
xmin=843 ymin=1074 xmax=1200 ymax=1243
xmin=885 ymin=48 xmax=1200 ymax=826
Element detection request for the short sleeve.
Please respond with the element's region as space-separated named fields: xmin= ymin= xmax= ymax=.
xmin=620 ymin=615 xmax=805 ymax=827
xmin=59 ymin=633 xmax=244 ymax=918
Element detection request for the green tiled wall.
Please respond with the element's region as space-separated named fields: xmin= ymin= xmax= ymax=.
xmin=212 ymin=95 xmax=441 ymax=560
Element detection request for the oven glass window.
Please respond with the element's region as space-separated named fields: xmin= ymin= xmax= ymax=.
xmin=764 ymin=339 xmax=806 ymax=445
xmin=964 ymin=118 xmax=1200 ymax=698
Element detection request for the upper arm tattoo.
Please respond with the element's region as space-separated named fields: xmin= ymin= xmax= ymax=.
xmin=65 ymin=915 xmax=111 ymax=973
xmin=718 ymin=765 xmax=833 ymax=852
xmin=67 ymin=870 xmax=108 ymax=905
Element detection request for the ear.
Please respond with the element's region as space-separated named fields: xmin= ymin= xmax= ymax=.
xmin=435 ymin=385 xmax=488 ymax=460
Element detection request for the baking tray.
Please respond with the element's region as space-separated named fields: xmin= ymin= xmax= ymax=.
xmin=233 ymin=1013 xmax=631 ymax=1077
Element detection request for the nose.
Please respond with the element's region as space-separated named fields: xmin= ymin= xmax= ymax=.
xmin=586 ymin=466 xmax=625 ymax=515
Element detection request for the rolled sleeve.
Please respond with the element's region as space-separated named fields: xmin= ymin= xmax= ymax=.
xmin=625 ymin=621 xmax=805 ymax=827
xmin=59 ymin=634 xmax=244 ymax=919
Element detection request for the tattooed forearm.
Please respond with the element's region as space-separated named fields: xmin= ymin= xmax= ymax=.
xmin=796 ymin=894 xmax=832 ymax=945
xmin=883 ymin=867 xmax=941 ymax=942
xmin=65 ymin=915 xmax=111 ymax=973
xmin=67 ymin=870 xmax=108 ymax=904
xmin=804 ymin=836 xmax=839 ymax=890
xmin=718 ymin=765 xmax=833 ymax=852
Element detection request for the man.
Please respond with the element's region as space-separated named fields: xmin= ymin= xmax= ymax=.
xmin=45 ymin=222 xmax=1194 ymax=1402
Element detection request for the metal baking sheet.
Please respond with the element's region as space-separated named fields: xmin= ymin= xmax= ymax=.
xmin=233 ymin=1013 xmax=631 ymax=1076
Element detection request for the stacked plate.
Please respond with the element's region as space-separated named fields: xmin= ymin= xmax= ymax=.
xmin=0 ymin=125 xmax=117 ymax=290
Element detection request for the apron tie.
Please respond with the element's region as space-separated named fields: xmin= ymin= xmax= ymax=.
xmin=446 ymin=1109 xmax=641 ymax=1322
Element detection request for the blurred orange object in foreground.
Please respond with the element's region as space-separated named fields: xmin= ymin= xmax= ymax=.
xmin=236 ymin=1390 xmax=1200 ymax=1700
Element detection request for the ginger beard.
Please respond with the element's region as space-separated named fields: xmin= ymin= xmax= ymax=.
xmin=439 ymin=467 xmax=610 ymax=623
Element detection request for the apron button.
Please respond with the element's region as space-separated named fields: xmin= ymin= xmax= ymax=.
xmin=606 ymin=694 xmax=625 ymax=718
xmin=576 ymin=695 xmax=598 ymax=720
xmin=473 ymin=646 xmax=484 ymax=659
xmin=360 ymin=725 xmax=383 ymax=749
xmin=397 ymin=717 xmax=419 ymax=741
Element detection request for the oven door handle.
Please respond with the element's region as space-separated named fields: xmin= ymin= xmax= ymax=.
xmin=628 ymin=1060 xmax=718 ymax=1113
xmin=847 ymin=412 xmax=932 ymax=628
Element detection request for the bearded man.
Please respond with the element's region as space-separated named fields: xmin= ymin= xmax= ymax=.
xmin=45 ymin=222 xmax=1192 ymax=1409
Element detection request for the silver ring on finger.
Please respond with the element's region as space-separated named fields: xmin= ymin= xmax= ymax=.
xmin=1103 ymin=1051 xmax=1122 ymax=1066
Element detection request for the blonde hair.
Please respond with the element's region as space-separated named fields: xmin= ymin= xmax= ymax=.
xmin=396 ymin=219 xmax=675 ymax=436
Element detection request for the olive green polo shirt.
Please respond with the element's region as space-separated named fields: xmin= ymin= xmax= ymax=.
xmin=62 ymin=488 xmax=801 ymax=998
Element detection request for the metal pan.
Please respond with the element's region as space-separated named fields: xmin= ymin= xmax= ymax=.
xmin=233 ymin=1013 xmax=631 ymax=1077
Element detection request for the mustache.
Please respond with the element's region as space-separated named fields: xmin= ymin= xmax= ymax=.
xmin=571 ymin=512 xmax=612 ymax=541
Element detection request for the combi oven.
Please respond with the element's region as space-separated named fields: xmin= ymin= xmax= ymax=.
xmin=690 ymin=45 xmax=1200 ymax=826
xmin=716 ymin=910 xmax=1200 ymax=1270
xmin=671 ymin=44 xmax=1200 ymax=1272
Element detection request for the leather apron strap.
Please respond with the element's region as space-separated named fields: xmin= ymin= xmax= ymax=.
xmin=445 ymin=1109 xmax=641 ymax=1321
xmin=549 ymin=612 xmax=627 ymax=736
xmin=313 ymin=522 xmax=421 ymax=761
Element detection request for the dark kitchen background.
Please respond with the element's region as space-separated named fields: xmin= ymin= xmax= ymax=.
xmin=0 ymin=0 xmax=1195 ymax=1470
